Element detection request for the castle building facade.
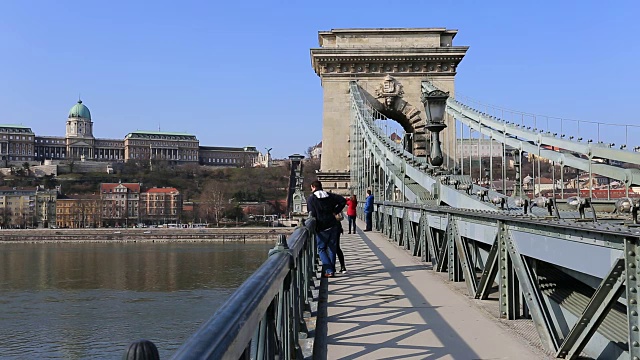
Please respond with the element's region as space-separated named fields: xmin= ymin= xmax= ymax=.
xmin=0 ymin=125 xmax=36 ymax=164
xmin=1 ymin=99 xmax=260 ymax=167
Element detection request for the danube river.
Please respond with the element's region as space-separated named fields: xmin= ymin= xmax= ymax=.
xmin=0 ymin=240 xmax=275 ymax=359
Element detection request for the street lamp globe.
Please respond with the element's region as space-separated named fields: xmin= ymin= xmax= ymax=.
xmin=422 ymin=90 xmax=448 ymax=125
xmin=421 ymin=89 xmax=450 ymax=167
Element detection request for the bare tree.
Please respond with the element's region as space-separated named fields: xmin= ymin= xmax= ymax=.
xmin=198 ymin=180 xmax=230 ymax=227
xmin=0 ymin=208 xmax=12 ymax=228
xmin=305 ymin=146 xmax=314 ymax=158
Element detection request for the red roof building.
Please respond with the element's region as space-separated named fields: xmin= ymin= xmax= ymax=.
xmin=140 ymin=187 xmax=182 ymax=225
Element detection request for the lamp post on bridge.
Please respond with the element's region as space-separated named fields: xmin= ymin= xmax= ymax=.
xmin=512 ymin=149 xmax=523 ymax=198
xmin=484 ymin=165 xmax=490 ymax=187
xmin=421 ymin=89 xmax=449 ymax=168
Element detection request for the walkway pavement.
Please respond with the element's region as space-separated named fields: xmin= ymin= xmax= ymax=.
xmin=321 ymin=220 xmax=549 ymax=360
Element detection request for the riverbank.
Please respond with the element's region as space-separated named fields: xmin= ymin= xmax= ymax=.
xmin=0 ymin=227 xmax=296 ymax=243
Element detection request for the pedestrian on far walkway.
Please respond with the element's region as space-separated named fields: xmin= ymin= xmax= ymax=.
xmin=346 ymin=194 xmax=357 ymax=234
xmin=364 ymin=189 xmax=374 ymax=232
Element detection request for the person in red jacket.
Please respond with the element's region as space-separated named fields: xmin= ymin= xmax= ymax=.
xmin=346 ymin=194 xmax=358 ymax=234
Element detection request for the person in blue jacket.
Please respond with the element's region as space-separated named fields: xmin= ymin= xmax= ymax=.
xmin=364 ymin=189 xmax=374 ymax=231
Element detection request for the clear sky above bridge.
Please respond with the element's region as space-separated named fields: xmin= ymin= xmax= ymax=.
xmin=0 ymin=0 xmax=638 ymax=158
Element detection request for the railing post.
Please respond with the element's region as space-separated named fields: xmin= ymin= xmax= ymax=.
xmin=123 ymin=339 xmax=160 ymax=360
xmin=268 ymin=234 xmax=296 ymax=359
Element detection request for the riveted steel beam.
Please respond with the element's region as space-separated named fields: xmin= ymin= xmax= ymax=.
xmin=402 ymin=209 xmax=411 ymax=251
xmin=392 ymin=209 xmax=402 ymax=245
xmin=411 ymin=220 xmax=419 ymax=257
xmin=425 ymin=218 xmax=438 ymax=266
xmin=501 ymin=222 xmax=561 ymax=351
xmin=381 ymin=210 xmax=387 ymax=236
xmin=498 ymin=222 xmax=511 ymax=319
xmin=556 ymin=257 xmax=625 ymax=359
xmin=498 ymin=227 xmax=519 ymax=321
xmin=475 ymin=235 xmax=499 ymax=300
xmin=446 ymin=215 xmax=462 ymax=282
xmin=418 ymin=211 xmax=427 ymax=261
xmin=436 ymin=230 xmax=449 ymax=273
xmin=452 ymin=221 xmax=478 ymax=295
xmin=625 ymin=237 xmax=640 ymax=359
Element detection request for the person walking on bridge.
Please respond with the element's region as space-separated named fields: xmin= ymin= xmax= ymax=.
xmin=346 ymin=194 xmax=357 ymax=234
xmin=364 ymin=189 xmax=374 ymax=231
xmin=307 ymin=180 xmax=347 ymax=278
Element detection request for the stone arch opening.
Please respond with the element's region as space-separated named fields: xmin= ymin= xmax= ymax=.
xmin=357 ymin=75 xmax=428 ymax=157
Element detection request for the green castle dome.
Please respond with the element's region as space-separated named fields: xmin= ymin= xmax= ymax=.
xmin=68 ymin=100 xmax=91 ymax=119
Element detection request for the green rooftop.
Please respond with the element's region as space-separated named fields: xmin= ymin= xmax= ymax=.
xmin=0 ymin=124 xmax=33 ymax=129
xmin=68 ymin=100 xmax=91 ymax=119
xmin=126 ymin=130 xmax=196 ymax=138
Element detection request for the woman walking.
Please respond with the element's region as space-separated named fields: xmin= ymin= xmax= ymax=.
xmin=346 ymin=194 xmax=357 ymax=234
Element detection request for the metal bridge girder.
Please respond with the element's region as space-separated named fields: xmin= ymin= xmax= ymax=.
xmin=499 ymin=222 xmax=561 ymax=351
xmin=422 ymin=213 xmax=438 ymax=265
xmin=392 ymin=208 xmax=402 ymax=245
xmin=498 ymin=227 xmax=518 ymax=321
xmin=475 ymin=234 xmax=499 ymax=300
xmin=417 ymin=210 xmax=427 ymax=261
xmin=436 ymin=230 xmax=449 ymax=273
xmin=402 ymin=209 xmax=411 ymax=251
xmin=625 ymin=238 xmax=640 ymax=360
xmin=445 ymin=214 xmax=462 ymax=282
xmin=450 ymin=217 xmax=478 ymax=295
xmin=556 ymin=257 xmax=626 ymax=359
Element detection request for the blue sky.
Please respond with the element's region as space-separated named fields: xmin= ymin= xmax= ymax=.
xmin=0 ymin=1 xmax=638 ymax=158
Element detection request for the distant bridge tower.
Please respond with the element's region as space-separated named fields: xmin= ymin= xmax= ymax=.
xmin=311 ymin=28 xmax=468 ymax=194
xmin=287 ymin=154 xmax=306 ymax=216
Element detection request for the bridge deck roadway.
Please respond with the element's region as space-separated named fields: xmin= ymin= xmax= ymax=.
xmin=321 ymin=219 xmax=550 ymax=360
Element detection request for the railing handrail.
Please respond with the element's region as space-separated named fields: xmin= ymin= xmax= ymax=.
xmin=374 ymin=201 xmax=640 ymax=244
xmin=169 ymin=225 xmax=313 ymax=360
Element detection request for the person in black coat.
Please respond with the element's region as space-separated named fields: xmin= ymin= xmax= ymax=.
xmin=306 ymin=180 xmax=346 ymax=278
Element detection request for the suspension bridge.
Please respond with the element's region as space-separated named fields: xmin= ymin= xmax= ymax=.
xmin=311 ymin=28 xmax=640 ymax=360
xmin=127 ymin=28 xmax=640 ymax=360
xmin=337 ymin=78 xmax=640 ymax=359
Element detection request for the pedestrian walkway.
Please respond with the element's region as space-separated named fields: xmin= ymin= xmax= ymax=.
xmin=321 ymin=220 xmax=548 ymax=360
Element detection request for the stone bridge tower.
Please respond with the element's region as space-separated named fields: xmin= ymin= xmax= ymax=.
xmin=310 ymin=28 xmax=468 ymax=194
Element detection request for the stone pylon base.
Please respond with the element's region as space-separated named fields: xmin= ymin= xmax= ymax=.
xmin=316 ymin=171 xmax=351 ymax=196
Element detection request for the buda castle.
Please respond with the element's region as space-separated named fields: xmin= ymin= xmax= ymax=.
xmin=1 ymin=99 xmax=265 ymax=168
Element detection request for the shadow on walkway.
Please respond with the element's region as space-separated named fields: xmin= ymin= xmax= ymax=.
xmin=314 ymin=220 xmax=542 ymax=360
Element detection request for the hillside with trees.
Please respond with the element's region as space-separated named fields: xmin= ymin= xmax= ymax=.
xmin=0 ymin=158 xmax=322 ymax=223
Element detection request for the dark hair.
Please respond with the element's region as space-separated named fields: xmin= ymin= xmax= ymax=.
xmin=311 ymin=180 xmax=323 ymax=190
xmin=366 ymin=189 xmax=372 ymax=195
xmin=350 ymin=194 xmax=357 ymax=201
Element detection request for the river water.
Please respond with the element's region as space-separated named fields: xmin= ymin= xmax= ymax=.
xmin=0 ymin=241 xmax=275 ymax=359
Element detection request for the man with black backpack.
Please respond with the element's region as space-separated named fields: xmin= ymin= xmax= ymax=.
xmin=307 ymin=180 xmax=347 ymax=278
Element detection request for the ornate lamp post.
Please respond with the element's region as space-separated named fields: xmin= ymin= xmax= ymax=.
xmin=511 ymin=149 xmax=523 ymax=198
xmin=421 ymin=90 xmax=449 ymax=167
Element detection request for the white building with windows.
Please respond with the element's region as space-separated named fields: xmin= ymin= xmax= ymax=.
xmin=456 ymin=138 xmax=514 ymax=158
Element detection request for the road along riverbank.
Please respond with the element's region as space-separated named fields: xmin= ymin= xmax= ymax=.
xmin=0 ymin=227 xmax=296 ymax=243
